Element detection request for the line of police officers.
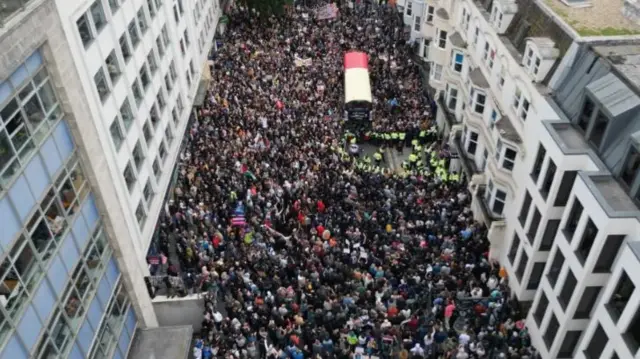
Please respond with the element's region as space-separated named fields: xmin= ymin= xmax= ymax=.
xmin=341 ymin=126 xmax=462 ymax=182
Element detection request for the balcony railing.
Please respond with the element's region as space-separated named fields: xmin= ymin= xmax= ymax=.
xmin=0 ymin=0 xmax=33 ymax=26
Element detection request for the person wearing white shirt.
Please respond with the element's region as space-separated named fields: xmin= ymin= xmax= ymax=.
xmin=410 ymin=343 xmax=424 ymax=356
xmin=458 ymin=331 xmax=471 ymax=346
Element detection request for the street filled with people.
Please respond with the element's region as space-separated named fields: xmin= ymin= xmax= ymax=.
xmin=149 ymin=3 xmax=536 ymax=358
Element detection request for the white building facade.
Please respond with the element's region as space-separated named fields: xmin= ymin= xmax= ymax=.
xmin=397 ymin=0 xmax=640 ymax=357
xmin=0 ymin=0 xmax=220 ymax=357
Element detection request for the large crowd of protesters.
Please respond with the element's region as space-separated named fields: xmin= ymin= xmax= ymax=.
xmin=146 ymin=2 xmax=536 ymax=358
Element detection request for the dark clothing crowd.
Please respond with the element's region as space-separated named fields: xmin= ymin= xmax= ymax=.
xmin=149 ymin=3 xmax=535 ymax=359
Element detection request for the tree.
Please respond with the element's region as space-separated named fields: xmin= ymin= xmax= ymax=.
xmin=236 ymin=0 xmax=294 ymax=17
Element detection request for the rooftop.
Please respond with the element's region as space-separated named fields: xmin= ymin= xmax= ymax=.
xmin=589 ymin=175 xmax=640 ymax=213
xmin=550 ymin=122 xmax=590 ymax=151
xmin=127 ymin=326 xmax=193 ymax=359
xmin=592 ymin=44 xmax=640 ymax=91
xmin=543 ymin=0 xmax=640 ymax=36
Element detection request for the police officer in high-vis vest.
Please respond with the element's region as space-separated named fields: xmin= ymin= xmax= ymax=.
xmin=373 ymin=151 xmax=383 ymax=165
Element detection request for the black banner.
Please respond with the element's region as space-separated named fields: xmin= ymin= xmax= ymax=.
xmin=348 ymin=109 xmax=371 ymax=121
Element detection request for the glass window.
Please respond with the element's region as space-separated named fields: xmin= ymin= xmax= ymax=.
xmin=57 ymin=173 xmax=79 ymax=216
xmin=147 ymin=0 xmax=156 ymax=18
xmin=68 ymin=159 xmax=89 ymax=204
xmin=492 ymin=188 xmax=506 ymax=215
xmin=128 ymin=20 xmax=140 ymax=48
xmin=143 ymin=179 xmax=154 ymax=206
xmin=173 ymin=4 xmax=180 ymax=23
xmin=161 ymin=26 xmax=170 ymax=47
xmin=131 ymin=79 xmax=143 ymax=106
xmin=158 ymin=140 xmax=167 ymax=163
xmin=608 ymin=271 xmax=634 ymax=322
xmin=132 ymin=141 xmax=145 ymax=169
xmin=185 ymin=70 xmax=191 ymax=87
xmin=165 ymin=125 xmax=174 ymax=146
xmin=39 ymin=188 xmax=68 ymax=244
xmin=578 ymin=98 xmax=594 ymax=132
xmin=90 ymin=1 xmax=107 ymax=33
xmin=109 ymin=118 xmax=124 ymax=150
xmin=184 ymin=29 xmax=190 ymax=47
xmin=147 ymin=51 xmax=158 ymax=75
xmin=178 ymin=0 xmax=184 ymax=14
xmin=46 ymin=310 xmax=73 ymax=356
xmin=171 ymin=107 xmax=179 ymax=125
xmin=136 ymin=201 xmax=147 ymax=228
xmin=164 ymin=74 xmax=173 ymax=93
xmin=139 ymin=65 xmax=150 ymax=89
xmin=177 ymin=95 xmax=184 ymax=113
xmin=156 ymin=37 xmax=165 ymax=58
xmin=0 ymin=129 xmax=20 ymax=186
xmin=120 ymin=99 xmax=134 ymax=130
xmin=1 ymin=235 xmax=43 ymax=319
xmin=137 ymin=8 xmax=148 ymax=35
xmin=156 ymin=91 xmax=165 ymax=112
xmin=589 ymin=111 xmax=609 ymax=149
xmin=180 ymin=38 xmax=186 ymax=56
xmin=143 ymin=120 xmax=153 ymax=144
xmin=84 ymin=227 xmax=108 ymax=281
xmin=22 ymin=92 xmax=47 ymax=144
xmin=123 ymin=162 xmax=136 ymax=191
xmin=169 ymin=61 xmax=177 ymax=82
xmin=152 ymin=157 xmax=161 ymax=178
xmin=150 ymin=104 xmax=160 ymax=128
xmin=108 ymin=0 xmax=119 ymax=13
xmin=4 ymin=100 xmax=36 ymax=161
xmin=621 ymin=146 xmax=640 ymax=188
xmin=119 ymin=34 xmax=132 ymax=63
xmin=105 ymin=51 xmax=121 ymax=84
xmin=38 ymin=78 xmax=58 ymax=115
xmin=77 ymin=13 xmax=94 ymax=47
xmin=94 ymin=68 xmax=110 ymax=102
xmin=90 ymin=320 xmax=116 ymax=359
xmin=189 ymin=60 xmax=195 ymax=78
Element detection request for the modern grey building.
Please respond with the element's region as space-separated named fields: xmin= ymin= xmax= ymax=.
xmin=0 ymin=0 xmax=220 ymax=358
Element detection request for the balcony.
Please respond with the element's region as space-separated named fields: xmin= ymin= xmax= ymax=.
xmin=0 ymin=0 xmax=34 ymax=25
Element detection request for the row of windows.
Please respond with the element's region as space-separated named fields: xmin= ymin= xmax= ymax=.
xmin=125 ymin=96 xmax=183 ymax=230
xmin=462 ymin=124 xmax=517 ymax=177
xmin=88 ymin=279 xmax=130 ymax=359
xmin=0 ymin=150 xmax=92 ymax=346
xmin=532 ymin=266 xmax=640 ymax=358
xmin=1 ymin=56 xmax=63 ymax=191
xmin=432 ymin=20 xmax=532 ymax=123
xmin=33 ymin=227 xmax=112 ymax=359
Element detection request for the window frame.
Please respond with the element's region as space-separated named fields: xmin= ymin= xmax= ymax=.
xmin=523 ymin=45 xmax=542 ymax=77
xmin=446 ymin=85 xmax=458 ymax=111
xmin=470 ymin=88 xmax=486 ymax=115
xmin=495 ymin=138 xmax=517 ymax=171
xmin=426 ymin=5 xmax=434 ymax=23
xmin=0 ymin=65 xmax=64 ymax=189
xmin=436 ymin=28 xmax=448 ymax=49
xmin=486 ymin=178 xmax=507 ymax=216
xmin=430 ymin=64 xmax=443 ymax=82
xmin=513 ymin=86 xmax=531 ymax=121
xmin=451 ymin=50 xmax=464 ymax=73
